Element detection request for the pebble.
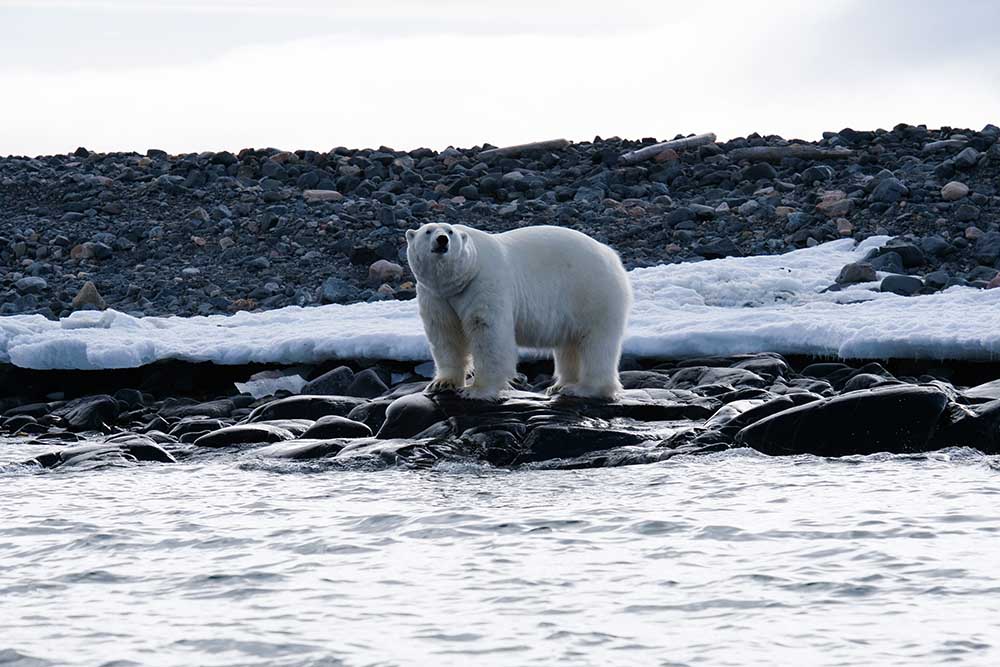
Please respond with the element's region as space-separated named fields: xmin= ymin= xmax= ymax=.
xmin=941 ymin=181 xmax=970 ymax=201
xmin=303 ymin=189 xmax=344 ymax=203
xmin=15 ymin=276 xmax=47 ymax=293
xmin=835 ymin=262 xmax=876 ymax=284
xmin=71 ymin=281 xmax=106 ymax=310
xmin=368 ymin=259 xmax=404 ymax=284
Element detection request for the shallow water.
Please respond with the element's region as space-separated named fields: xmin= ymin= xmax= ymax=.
xmin=2 ymin=438 xmax=1000 ymax=667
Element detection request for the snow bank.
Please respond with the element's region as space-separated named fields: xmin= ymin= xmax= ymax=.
xmin=4 ymin=236 xmax=1000 ymax=371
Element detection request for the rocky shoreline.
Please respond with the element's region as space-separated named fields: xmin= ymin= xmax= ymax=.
xmin=5 ymin=353 xmax=1000 ymax=470
xmin=2 ymin=123 xmax=1000 ymax=318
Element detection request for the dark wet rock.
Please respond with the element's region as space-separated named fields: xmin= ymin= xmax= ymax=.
xmin=113 ymin=388 xmax=146 ymax=409
xmin=28 ymin=440 xmax=175 ymax=468
xmin=517 ymin=425 xmax=651 ymax=463
xmin=936 ymin=400 xmax=1000 ymax=452
xmin=159 ymin=398 xmax=236 ymax=419
xmin=735 ymin=385 xmax=950 ymax=456
xmin=347 ymin=399 xmax=393 ymax=432
xmin=255 ymin=438 xmax=347 ymax=460
xmin=376 ymin=392 xmax=446 ymax=439
xmin=50 ymin=394 xmax=119 ymax=431
xmin=251 ymin=419 xmax=314 ymax=436
xmin=663 ymin=366 xmax=767 ymax=391
xmin=732 ymin=357 xmax=791 ymax=383
xmin=300 ymin=415 xmax=372 ymax=439
xmin=334 ymin=437 xmax=455 ymax=467
xmin=346 ymin=368 xmax=390 ymax=398
xmin=619 ymin=370 xmax=672 ymax=389
xmin=4 ymin=402 xmax=54 ymax=418
xmin=194 ymin=423 xmax=296 ymax=448
xmin=168 ymin=418 xmax=229 ymax=438
xmin=842 ymin=373 xmax=895 ymax=392
xmin=301 ymin=366 xmax=354 ymax=395
xmin=246 ymin=395 xmax=365 ymax=422
xmin=960 ymin=379 xmax=1000 ymax=402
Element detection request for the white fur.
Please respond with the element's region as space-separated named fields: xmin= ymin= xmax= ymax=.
xmin=405 ymin=223 xmax=632 ymax=400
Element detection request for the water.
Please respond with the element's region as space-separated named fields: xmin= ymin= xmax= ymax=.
xmin=3 ymin=438 xmax=1000 ymax=667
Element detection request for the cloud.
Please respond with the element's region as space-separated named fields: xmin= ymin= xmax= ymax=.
xmin=0 ymin=0 xmax=996 ymax=156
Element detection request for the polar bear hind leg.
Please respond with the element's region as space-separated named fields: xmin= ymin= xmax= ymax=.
xmin=546 ymin=343 xmax=582 ymax=396
xmin=559 ymin=333 xmax=624 ymax=400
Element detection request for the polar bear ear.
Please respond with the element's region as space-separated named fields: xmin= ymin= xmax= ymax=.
xmin=405 ymin=229 xmax=416 ymax=242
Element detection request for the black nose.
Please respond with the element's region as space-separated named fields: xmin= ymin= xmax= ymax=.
xmin=436 ymin=235 xmax=449 ymax=248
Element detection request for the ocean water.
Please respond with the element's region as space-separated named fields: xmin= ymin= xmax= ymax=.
xmin=2 ymin=437 xmax=999 ymax=667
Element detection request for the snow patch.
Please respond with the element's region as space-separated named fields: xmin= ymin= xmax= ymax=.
xmin=3 ymin=236 xmax=1000 ymax=370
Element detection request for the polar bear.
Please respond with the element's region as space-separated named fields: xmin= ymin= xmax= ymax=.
xmin=405 ymin=223 xmax=632 ymax=400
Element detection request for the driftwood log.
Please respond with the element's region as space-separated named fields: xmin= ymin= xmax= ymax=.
xmin=478 ymin=139 xmax=570 ymax=159
xmin=726 ymin=145 xmax=854 ymax=162
xmin=619 ymin=133 xmax=717 ymax=164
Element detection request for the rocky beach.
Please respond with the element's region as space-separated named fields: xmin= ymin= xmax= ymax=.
xmin=3 ymin=123 xmax=1000 ymax=319
xmin=1 ymin=122 xmax=1000 ymax=470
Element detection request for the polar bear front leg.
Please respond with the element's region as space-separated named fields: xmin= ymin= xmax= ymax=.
xmin=462 ymin=311 xmax=517 ymax=401
xmin=419 ymin=293 xmax=470 ymax=392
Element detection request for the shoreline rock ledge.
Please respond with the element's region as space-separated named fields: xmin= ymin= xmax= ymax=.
xmin=5 ymin=352 xmax=1000 ymax=471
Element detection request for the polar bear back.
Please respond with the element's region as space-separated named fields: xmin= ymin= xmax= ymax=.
xmin=461 ymin=225 xmax=632 ymax=349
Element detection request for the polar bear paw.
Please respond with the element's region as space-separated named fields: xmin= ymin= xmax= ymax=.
xmin=552 ymin=383 xmax=620 ymax=401
xmin=459 ymin=382 xmax=509 ymax=402
xmin=425 ymin=377 xmax=465 ymax=393
xmin=545 ymin=382 xmax=566 ymax=397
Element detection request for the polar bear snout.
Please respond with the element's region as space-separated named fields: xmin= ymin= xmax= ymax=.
xmin=432 ymin=234 xmax=449 ymax=254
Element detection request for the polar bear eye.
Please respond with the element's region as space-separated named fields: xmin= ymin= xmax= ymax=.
xmin=446 ymin=230 xmax=453 ymax=235
xmin=425 ymin=229 xmax=431 ymax=235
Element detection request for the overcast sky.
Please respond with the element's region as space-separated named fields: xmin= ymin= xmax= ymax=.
xmin=1 ymin=0 xmax=998 ymax=156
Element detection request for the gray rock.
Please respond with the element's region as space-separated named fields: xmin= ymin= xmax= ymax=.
xmin=924 ymin=270 xmax=951 ymax=290
xmin=869 ymin=177 xmax=908 ymax=204
xmin=71 ymin=281 xmax=107 ymax=310
xmin=867 ymin=251 xmax=904 ymax=273
xmin=919 ymin=235 xmax=951 ymax=258
xmin=835 ymin=262 xmax=877 ymax=284
xmin=320 ymin=277 xmax=358 ymax=304
xmin=954 ymin=147 xmax=980 ymax=169
xmin=800 ymin=165 xmax=834 ymax=183
xmin=15 ymin=276 xmax=47 ymax=294
xmin=302 ymin=366 xmax=355 ymax=395
xmin=880 ymin=274 xmax=923 ymax=296
xmin=955 ymin=203 xmax=980 ymax=222
xmin=941 ymin=181 xmax=969 ymax=201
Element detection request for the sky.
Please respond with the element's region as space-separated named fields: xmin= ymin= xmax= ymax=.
xmin=1 ymin=0 xmax=998 ymax=156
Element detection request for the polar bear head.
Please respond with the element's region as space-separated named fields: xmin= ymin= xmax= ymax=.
xmin=405 ymin=223 xmax=479 ymax=296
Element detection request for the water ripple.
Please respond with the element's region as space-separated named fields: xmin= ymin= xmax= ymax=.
xmin=1 ymin=436 xmax=1000 ymax=665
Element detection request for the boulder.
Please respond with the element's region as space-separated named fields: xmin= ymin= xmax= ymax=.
xmin=735 ymin=385 xmax=950 ymax=456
